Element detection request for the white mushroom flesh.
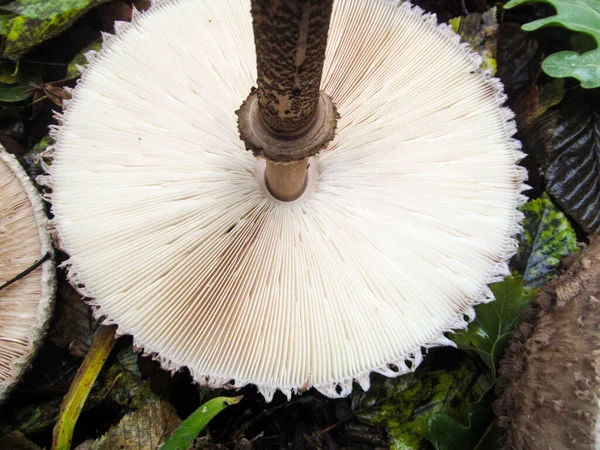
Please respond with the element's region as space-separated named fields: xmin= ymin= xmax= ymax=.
xmin=45 ymin=0 xmax=526 ymax=400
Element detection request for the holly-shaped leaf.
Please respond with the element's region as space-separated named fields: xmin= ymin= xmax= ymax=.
xmin=352 ymin=356 xmax=493 ymax=450
xmin=505 ymin=0 xmax=600 ymax=88
xmin=450 ymin=276 xmax=535 ymax=373
xmin=511 ymin=194 xmax=578 ymax=288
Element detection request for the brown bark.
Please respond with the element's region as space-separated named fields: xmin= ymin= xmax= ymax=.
xmin=495 ymin=238 xmax=600 ymax=450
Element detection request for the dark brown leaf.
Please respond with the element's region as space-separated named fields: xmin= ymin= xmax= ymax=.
xmin=522 ymin=91 xmax=600 ymax=233
xmin=497 ymin=23 xmax=541 ymax=101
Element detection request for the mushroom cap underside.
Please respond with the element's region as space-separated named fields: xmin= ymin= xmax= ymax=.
xmin=0 ymin=148 xmax=55 ymax=403
xmin=44 ymin=0 xmax=526 ymax=401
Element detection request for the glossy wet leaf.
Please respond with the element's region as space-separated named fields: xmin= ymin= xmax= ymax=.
xmin=450 ymin=276 xmax=535 ymax=372
xmin=532 ymin=93 xmax=600 ymax=233
xmin=92 ymin=401 xmax=181 ymax=450
xmin=0 ymin=81 xmax=32 ymax=102
xmin=496 ymin=23 xmax=541 ymax=99
xmin=161 ymin=396 xmax=242 ymax=450
xmin=0 ymin=0 xmax=109 ymax=58
xmin=505 ymin=0 xmax=600 ymax=88
xmin=511 ymin=194 xmax=578 ymax=288
xmin=352 ymin=356 xmax=493 ymax=450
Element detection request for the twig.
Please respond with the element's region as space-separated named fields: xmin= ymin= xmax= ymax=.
xmin=0 ymin=252 xmax=51 ymax=293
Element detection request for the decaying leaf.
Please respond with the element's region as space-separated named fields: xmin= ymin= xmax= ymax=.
xmin=50 ymin=278 xmax=99 ymax=358
xmin=352 ymin=356 xmax=493 ymax=450
xmin=505 ymin=0 xmax=600 ymax=88
xmin=103 ymin=346 xmax=159 ymax=410
xmin=511 ymin=79 xmax=565 ymax=128
xmin=22 ymin=135 xmax=54 ymax=178
xmin=0 ymin=431 xmax=41 ymax=450
xmin=450 ymin=8 xmax=498 ymax=74
xmin=66 ymin=40 xmax=101 ymax=80
xmin=0 ymin=0 xmax=109 ymax=58
xmin=92 ymin=400 xmax=181 ymax=450
xmin=511 ymin=194 xmax=578 ymax=288
xmin=29 ymin=82 xmax=71 ymax=107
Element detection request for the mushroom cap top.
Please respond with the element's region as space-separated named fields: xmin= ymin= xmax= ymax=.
xmin=43 ymin=0 xmax=526 ymax=400
xmin=0 ymin=148 xmax=55 ymax=403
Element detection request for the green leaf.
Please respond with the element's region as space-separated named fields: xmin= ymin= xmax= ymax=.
xmin=66 ymin=40 xmax=101 ymax=80
xmin=504 ymin=0 xmax=600 ymax=88
xmin=0 ymin=80 xmax=32 ymax=102
xmin=353 ymin=357 xmax=493 ymax=450
xmin=511 ymin=194 xmax=578 ymax=288
xmin=427 ymin=390 xmax=499 ymax=450
xmin=0 ymin=0 xmax=109 ymax=58
xmin=450 ymin=276 xmax=535 ymax=373
xmin=161 ymin=396 xmax=241 ymax=450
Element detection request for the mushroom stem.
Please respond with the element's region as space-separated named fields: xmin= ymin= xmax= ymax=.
xmin=265 ymin=158 xmax=308 ymax=202
xmin=238 ymin=0 xmax=338 ymax=201
xmin=252 ymin=0 xmax=333 ymax=134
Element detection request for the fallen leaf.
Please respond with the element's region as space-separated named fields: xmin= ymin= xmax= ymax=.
xmin=49 ymin=277 xmax=99 ymax=358
xmin=524 ymin=91 xmax=600 ymax=233
xmin=0 ymin=0 xmax=110 ymax=58
xmin=450 ymin=7 xmax=498 ymax=74
xmin=92 ymin=400 xmax=181 ymax=450
xmin=66 ymin=40 xmax=101 ymax=80
xmin=510 ymin=194 xmax=578 ymax=288
xmin=450 ymin=276 xmax=536 ymax=373
xmin=352 ymin=356 xmax=492 ymax=450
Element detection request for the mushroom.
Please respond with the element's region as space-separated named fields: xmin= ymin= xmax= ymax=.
xmin=41 ymin=0 xmax=526 ymax=401
xmin=495 ymin=238 xmax=600 ymax=450
xmin=0 ymin=146 xmax=55 ymax=403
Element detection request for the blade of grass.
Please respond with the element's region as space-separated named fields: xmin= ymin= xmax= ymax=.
xmin=52 ymin=325 xmax=117 ymax=450
xmin=161 ymin=396 xmax=242 ymax=450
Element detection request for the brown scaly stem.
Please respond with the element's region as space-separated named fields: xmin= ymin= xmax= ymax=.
xmin=237 ymin=0 xmax=338 ymax=201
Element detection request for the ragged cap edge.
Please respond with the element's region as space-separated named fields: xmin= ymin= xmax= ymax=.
xmin=36 ymin=0 xmax=528 ymax=402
